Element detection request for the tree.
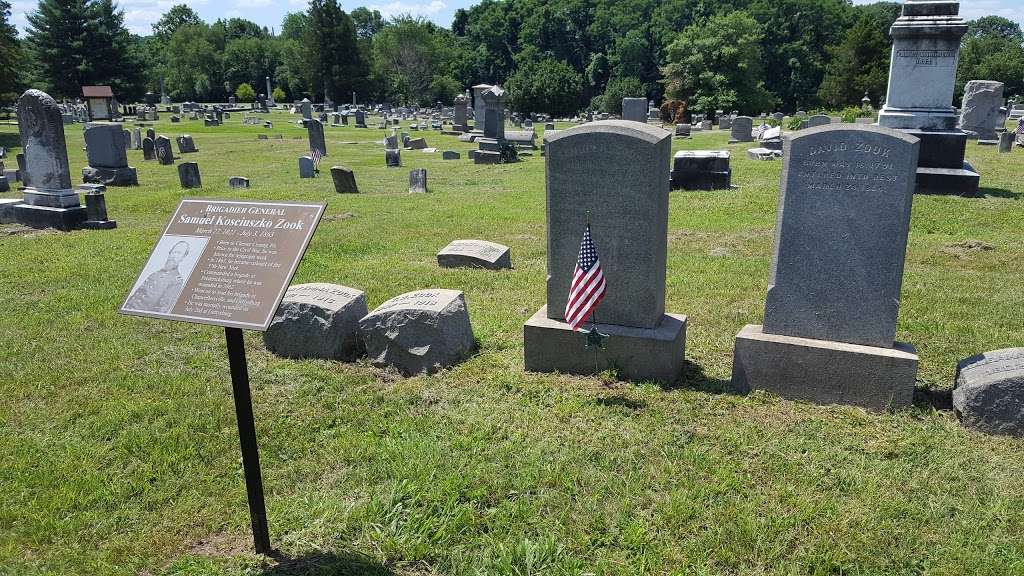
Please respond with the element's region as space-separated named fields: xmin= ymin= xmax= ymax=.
xmin=272 ymin=86 xmax=286 ymax=102
xmin=25 ymin=0 xmax=91 ymax=97
xmin=957 ymin=17 xmax=1024 ymax=100
xmin=152 ymin=4 xmax=201 ymax=42
xmin=661 ymin=11 xmax=775 ymax=115
xmin=304 ymin=0 xmax=363 ymax=102
xmin=601 ymin=76 xmax=645 ymax=114
xmin=164 ymin=23 xmax=220 ymax=100
xmin=507 ymin=57 xmax=583 ymax=116
xmin=235 ymin=82 xmax=255 ymax=102
xmin=350 ymin=7 xmax=384 ymax=39
xmin=0 ymin=0 xmax=23 ymax=103
xmin=372 ymin=17 xmax=446 ymax=104
xmin=86 ymin=0 xmax=145 ymax=101
xmin=817 ymin=14 xmax=892 ymax=108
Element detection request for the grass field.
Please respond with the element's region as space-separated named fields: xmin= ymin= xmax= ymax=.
xmin=1 ymin=112 xmax=1023 ymax=575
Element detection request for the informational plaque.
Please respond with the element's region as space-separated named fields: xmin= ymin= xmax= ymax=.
xmin=120 ymin=199 xmax=326 ymax=330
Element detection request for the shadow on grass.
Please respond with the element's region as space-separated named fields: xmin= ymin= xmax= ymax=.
xmin=975 ymin=187 xmax=1019 ymax=199
xmin=263 ymin=550 xmax=394 ymax=576
xmin=914 ymin=386 xmax=953 ymax=411
xmin=663 ymin=360 xmax=738 ymax=395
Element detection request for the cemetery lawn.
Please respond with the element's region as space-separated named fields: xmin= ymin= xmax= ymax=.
xmin=3 ymin=114 xmax=1024 ymax=576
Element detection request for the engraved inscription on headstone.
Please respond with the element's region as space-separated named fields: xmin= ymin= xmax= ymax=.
xmin=437 ymin=239 xmax=511 ymax=270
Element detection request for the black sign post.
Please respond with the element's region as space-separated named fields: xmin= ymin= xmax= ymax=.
xmin=225 ymin=326 xmax=271 ymax=554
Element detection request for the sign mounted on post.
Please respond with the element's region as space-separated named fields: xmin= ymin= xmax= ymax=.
xmin=119 ymin=198 xmax=326 ymax=555
xmin=120 ymin=199 xmax=325 ymax=329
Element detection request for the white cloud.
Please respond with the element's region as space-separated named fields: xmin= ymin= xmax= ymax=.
xmin=368 ymin=0 xmax=446 ymax=18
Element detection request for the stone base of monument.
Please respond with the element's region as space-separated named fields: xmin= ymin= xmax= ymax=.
xmin=0 ymin=198 xmax=19 ymax=223
xmin=670 ymin=151 xmax=731 ymax=191
xmin=458 ymin=133 xmax=477 ymax=143
xmin=82 ymin=166 xmax=138 ymax=186
xmin=731 ymin=324 xmax=918 ymax=411
xmin=916 ymin=164 xmax=980 ymax=196
xmin=523 ymin=306 xmax=687 ymax=384
xmin=14 ymin=203 xmax=87 ymax=231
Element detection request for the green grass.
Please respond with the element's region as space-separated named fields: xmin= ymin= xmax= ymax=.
xmin=1 ymin=113 xmax=1023 ymax=575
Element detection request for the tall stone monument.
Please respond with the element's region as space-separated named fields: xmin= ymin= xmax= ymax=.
xmin=265 ymin=76 xmax=274 ymax=106
xmin=877 ymin=0 xmax=978 ymax=195
xmin=471 ymin=84 xmax=492 ymax=134
xmin=82 ymin=123 xmax=138 ymax=186
xmin=731 ymin=124 xmax=921 ymax=410
xmin=474 ymin=86 xmax=508 ymax=164
xmin=307 ymin=118 xmax=326 ymax=157
xmin=453 ymin=92 xmax=469 ymax=132
xmin=524 ymin=121 xmax=687 ymax=383
xmin=13 ymin=90 xmax=87 ymax=230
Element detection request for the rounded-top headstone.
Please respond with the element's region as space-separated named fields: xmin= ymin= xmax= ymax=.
xmin=953 ymin=348 xmax=1024 ymax=437
xmin=437 ymin=240 xmax=511 ymax=270
xmin=17 ymin=89 xmax=72 ymax=191
xmin=359 ymin=289 xmax=475 ymax=376
xmin=264 ymin=283 xmax=368 ymax=361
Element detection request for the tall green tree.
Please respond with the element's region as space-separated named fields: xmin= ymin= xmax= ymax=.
xmin=957 ymin=16 xmax=1024 ymax=100
xmin=817 ymin=13 xmax=892 ymax=108
xmin=661 ymin=11 xmax=775 ymax=115
xmin=0 ymin=0 xmax=23 ymax=103
xmin=372 ymin=17 xmax=448 ymax=104
xmin=304 ymin=0 xmax=362 ymax=103
xmin=507 ymin=57 xmax=582 ymax=116
xmin=86 ymin=0 xmax=145 ymax=101
xmin=25 ymin=0 xmax=91 ymax=97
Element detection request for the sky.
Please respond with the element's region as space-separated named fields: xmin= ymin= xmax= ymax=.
xmin=7 ymin=0 xmax=1024 ymax=37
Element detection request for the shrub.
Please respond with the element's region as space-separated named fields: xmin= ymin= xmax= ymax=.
xmin=235 ymin=83 xmax=256 ymax=103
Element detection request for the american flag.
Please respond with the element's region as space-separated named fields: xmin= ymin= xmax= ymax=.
xmin=310 ymin=148 xmax=323 ymax=170
xmin=1015 ymin=121 xmax=1024 ymax=145
xmin=564 ymin=224 xmax=607 ymax=331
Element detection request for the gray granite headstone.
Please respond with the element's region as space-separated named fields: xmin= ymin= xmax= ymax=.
xmin=953 ymin=348 xmax=1024 ymax=436
xmin=146 ymin=128 xmax=155 ymax=141
xmin=175 ymin=134 xmax=198 ymax=154
xmin=228 ymin=176 xmax=250 ymax=188
xmin=155 ymin=136 xmax=174 ymax=165
xmin=808 ymin=115 xmax=830 ymax=128
xmin=998 ymin=131 xmax=1014 ymax=153
xmin=437 ymin=239 xmax=511 ymax=270
xmin=407 ymin=137 xmax=427 ymax=150
xmin=142 ymin=137 xmax=155 ymax=160
xmin=359 ymin=289 xmax=475 ymax=376
xmin=330 ymin=165 xmax=358 ymax=193
xmin=131 ymin=127 xmax=142 ymax=150
xmin=386 ymin=148 xmax=401 ymax=167
xmin=763 ymin=124 xmax=919 ymax=347
xmin=442 ymin=150 xmax=460 ymax=160
xmin=83 ymin=124 xmax=137 ymax=186
xmin=729 ymin=116 xmax=753 ymax=142
xmin=408 ymin=168 xmax=427 ymax=193
xmin=177 ymin=162 xmax=201 ymax=188
xmin=544 ymin=120 xmax=670 ymax=329
xmin=621 ymin=98 xmax=647 ymax=123
xmin=264 ymin=283 xmax=368 ymax=361
xmin=299 ymin=156 xmax=315 ymax=178
xmin=959 ymin=80 xmax=1004 ymax=140
xmin=307 ymin=118 xmax=326 ymax=156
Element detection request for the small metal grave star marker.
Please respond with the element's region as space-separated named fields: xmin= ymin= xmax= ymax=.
xmin=584 ymin=326 xmax=609 ymax=349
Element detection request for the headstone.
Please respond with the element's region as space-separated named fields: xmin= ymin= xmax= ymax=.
xmin=298 ymin=156 xmax=315 ymax=178
xmin=675 ymin=124 xmax=691 ymax=137
xmin=307 ymin=118 xmax=326 ymax=157
xmin=131 ymin=127 xmax=142 ymax=150
xmin=354 ymin=110 xmax=366 ymax=128
xmin=12 ymin=89 xmax=86 ymax=230
xmin=523 ymin=120 xmax=687 ymax=383
xmin=330 ymin=166 xmax=358 ymax=193
xmin=731 ymin=124 xmax=921 ymax=410
xmin=437 ymin=240 xmax=511 ymax=270
xmin=959 ymin=80 xmax=1004 ymax=141
xmin=670 ymin=151 xmax=731 ymax=190
xmin=409 ymin=168 xmax=427 ymax=193
xmin=442 ymin=150 xmax=460 ymax=160
xmin=155 ymin=136 xmax=174 ymax=165
xmin=719 ymin=116 xmax=732 ymax=130
xmin=807 ymin=115 xmax=831 ymax=128
xmin=300 ymin=98 xmax=312 ymax=120
xmin=263 ymin=283 xmax=368 ymax=361
xmin=621 ymin=98 xmax=647 ymax=123
xmin=386 ymin=148 xmax=401 ymax=168
xmin=998 ymin=131 xmax=1014 ymax=153
xmin=407 ymin=137 xmax=427 ymax=150
xmin=177 ymin=162 xmax=201 ymax=188
xmin=877 ymin=0 xmax=978 ymax=195
xmin=729 ymin=116 xmax=753 ymax=143
xmin=472 ymin=84 xmax=492 ymax=133
xmin=82 ymin=124 xmax=138 ymax=186
xmin=453 ymin=92 xmax=469 ymax=132
xmin=175 ymin=134 xmax=198 ymax=154
xmin=229 ymin=176 xmax=250 ymax=188
xmin=359 ymin=289 xmax=476 ymax=376
xmin=953 ymin=349 xmax=1024 ymax=437
xmin=78 ymin=184 xmax=116 ymax=229
xmin=142 ymin=137 xmax=155 ymax=160
xmin=146 ymin=128 xmax=155 ymax=141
